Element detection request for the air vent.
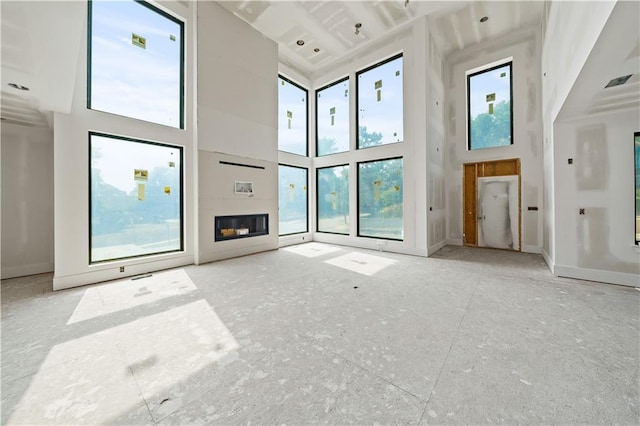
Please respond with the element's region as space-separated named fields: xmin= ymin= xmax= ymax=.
xmin=605 ymin=74 xmax=633 ymax=88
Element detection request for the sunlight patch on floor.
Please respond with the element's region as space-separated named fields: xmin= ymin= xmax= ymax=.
xmin=324 ymin=252 xmax=397 ymax=276
xmin=67 ymin=269 xmax=196 ymax=325
xmin=10 ymin=299 xmax=238 ymax=424
xmin=283 ymin=242 xmax=342 ymax=258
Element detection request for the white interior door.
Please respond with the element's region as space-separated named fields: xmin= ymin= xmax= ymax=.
xmin=477 ymin=176 xmax=519 ymax=250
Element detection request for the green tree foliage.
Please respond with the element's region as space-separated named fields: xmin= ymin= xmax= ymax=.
xmin=278 ymin=166 xmax=307 ymax=223
xmin=317 ymin=137 xmax=337 ymax=156
xmin=359 ymin=126 xmax=384 ymax=148
xmin=317 ymin=166 xmax=349 ymax=231
xmin=470 ymin=100 xmax=511 ymax=149
xmin=91 ymin=165 xmax=180 ymax=240
xmin=358 ymin=158 xmax=403 ymax=238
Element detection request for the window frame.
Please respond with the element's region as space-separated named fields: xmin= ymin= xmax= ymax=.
xmin=316 ymin=164 xmax=350 ymax=235
xmin=277 ymin=163 xmax=309 ymax=236
xmin=278 ymin=74 xmax=309 ymax=157
xmin=356 ymin=156 xmax=404 ymax=241
xmin=87 ymin=0 xmax=186 ymax=129
xmin=466 ymin=61 xmax=513 ymax=151
xmin=315 ymin=76 xmax=350 ymax=157
xmin=635 ymin=131 xmax=640 ymax=246
xmin=355 ymin=53 xmax=404 ymax=150
xmin=88 ymin=131 xmax=185 ymax=264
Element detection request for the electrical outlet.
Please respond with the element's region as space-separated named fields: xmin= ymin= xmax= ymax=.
xmin=568 ymin=158 xmax=573 ymax=165
xmin=120 ymin=266 xmax=125 ymax=273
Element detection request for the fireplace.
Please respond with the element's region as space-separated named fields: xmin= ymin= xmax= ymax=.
xmin=215 ymin=214 xmax=269 ymax=241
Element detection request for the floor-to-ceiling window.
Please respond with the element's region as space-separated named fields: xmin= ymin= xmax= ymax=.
xmin=317 ymin=165 xmax=349 ymax=234
xmin=314 ymin=54 xmax=405 ymax=241
xmin=87 ymin=0 xmax=186 ymax=264
xmin=357 ymin=158 xmax=403 ymax=239
xmin=278 ymin=75 xmax=309 ymax=235
xmin=88 ymin=0 xmax=184 ymax=128
xmin=355 ymin=54 xmax=404 ymax=239
xmin=90 ymin=133 xmax=183 ymax=263
xmin=278 ymin=165 xmax=308 ymax=235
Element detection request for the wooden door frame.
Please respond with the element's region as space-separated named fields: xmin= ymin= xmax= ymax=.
xmin=463 ymin=158 xmax=521 ymax=251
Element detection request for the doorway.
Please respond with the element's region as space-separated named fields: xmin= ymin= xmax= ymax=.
xmin=463 ymin=158 xmax=521 ymax=251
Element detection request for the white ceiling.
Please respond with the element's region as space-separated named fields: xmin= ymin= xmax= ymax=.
xmin=3 ymin=1 xmax=635 ymax=129
xmin=558 ymin=1 xmax=640 ymax=119
xmin=217 ymin=0 xmax=545 ymax=77
xmin=1 ymin=1 xmax=85 ymax=128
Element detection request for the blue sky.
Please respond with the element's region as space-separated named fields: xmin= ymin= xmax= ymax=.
xmin=93 ymin=135 xmax=180 ymax=193
xmin=278 ymin=78 xmax=307 ymax=155
xmin=357 ymin=56 xmax=404 ymax=145
xmin=91 ymin=0 xmax=182 ymax=127
xmin=317 ymin=79 xmax=350 ymax=154
xmin=469 ymin=64 xmax=510 ymax=119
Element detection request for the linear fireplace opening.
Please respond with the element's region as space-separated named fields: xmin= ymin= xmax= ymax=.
xmin=215 ymin=214 xmax=269 ymax=241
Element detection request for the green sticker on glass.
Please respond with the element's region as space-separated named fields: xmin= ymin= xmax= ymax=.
xmin=132 ymin=33 xmax=146 ymax=49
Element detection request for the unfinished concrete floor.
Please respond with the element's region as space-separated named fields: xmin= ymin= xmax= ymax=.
xmin=2 ymin=243 xmax=639 ymax=424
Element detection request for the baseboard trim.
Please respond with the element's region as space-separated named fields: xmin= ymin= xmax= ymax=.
xmin=555 ymin=264 xmax=639 ymax=288
xmin=428 ymin=240 xmax=446 ymax=256
xmin=53 ymin=255 xmax=194 ymax=290
xmin=1 ymin=262 xmax=54 ymax=280
xmin=522 ymin=245 xmax=542 ymax=254
xmin=445 ymin=238 xmax=463 ymax=246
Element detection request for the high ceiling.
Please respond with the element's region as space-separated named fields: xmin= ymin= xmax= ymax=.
xmin=1 ymin=1 xmax=85 ymax=128
xmin=0 ymin=1 xmax=544 ymax=128
xmin=217 ymin=0 xmax=544 ymax=77
xmin=16 ymin=1 xmax=640 ymax=130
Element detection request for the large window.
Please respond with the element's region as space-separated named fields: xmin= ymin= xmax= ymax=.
xmin=278 ymin=165 xmax=308 ymax=235
xmin=358 ymin=158 xmax=403 ymax=240
xmin=356 ymin=54 xmax=403 ymax=149
xmin=635 ymin=132 xmax=640 ymax=245
xmin=89 ymin=133 xmax=183 ymax=263
xmin=88 ymin=0 xmax=184 ymax=128
xmin=317 ymin=165 xmax=349 ymax=234
xmin=467 ymin=61 xmax=513 ymax=150
xmin=278 ymin=76 xmax=308 ymax=156
xmin=316 ymin=78 xmax=350 ymax=156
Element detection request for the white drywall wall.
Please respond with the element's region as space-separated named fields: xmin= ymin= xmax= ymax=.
xmin=540 ymin=1 xmax=615 ymax=267
xmin=542 ymin=0 xmax=639 ymax=286
xmin=553 ymin=110 xmax=640 ymax=287
xmin=445 ymin=26 xmax=544 ymax=253
xmin=1 ymin=123 xmax=54 ymax=278
xmin=196 ymin=1 xmax=279 ymax=263
xmin=426 ymin=23 xmax=447 ymax=254
xmin=197 ymin=1 xmax=278 ymax=163
xmin=542 ymin=1 xmax=616 ymax=124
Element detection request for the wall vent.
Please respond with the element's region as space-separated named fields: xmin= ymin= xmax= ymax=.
xmin=605 ymin=74 xmax=633 ymax=88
